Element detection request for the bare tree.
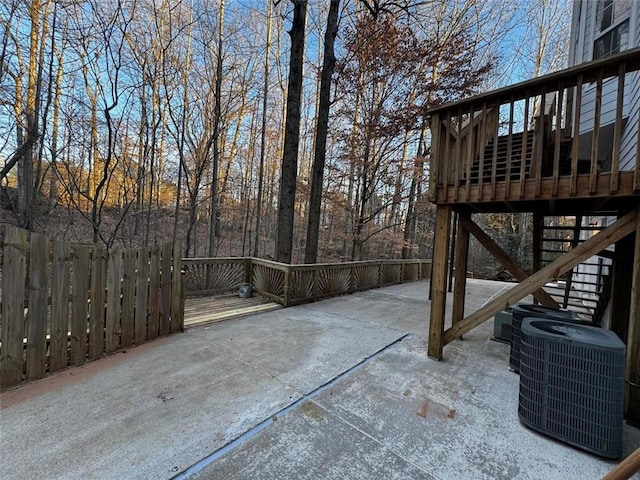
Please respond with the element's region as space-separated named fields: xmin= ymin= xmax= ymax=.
xmin=275 ymin=0 xmax=307 ymax=264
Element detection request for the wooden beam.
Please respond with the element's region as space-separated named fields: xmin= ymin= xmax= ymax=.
xmin=443 ymin=210 xmax=637 ymax=345
xmin=428 ymin=205 xmax=452 ymax=359
xmin=602 ymin=446 xmax=640 ymax=480
xmin=452 ymin=211 xmax=471 ymax=328
xmin=436 ymin=170 xmax=638 ymax=204
xmin=460 ymin=217 xmax=558 ymax=308
xmin=625 ymin=205 xmax=640 ymax=420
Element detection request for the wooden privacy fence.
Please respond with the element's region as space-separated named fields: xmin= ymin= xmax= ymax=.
xmin=0 ymin=226 xmax=184 ymax=390
xmin=182 ymin=257 xmax=432 ymax=307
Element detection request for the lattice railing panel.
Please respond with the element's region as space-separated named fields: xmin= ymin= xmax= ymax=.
xmin=353 ymin=265 xmax=379 ymax=290
xmin=291 ymin=270 xmax=314 ymax=300
xmin=381 ymin=264 xmax=401 ymax=285
xmin=318 ymin=267 xmax=351 ymax=296
xmin=403 ymin=263 xmax=419 ymax=281
xmin=252 ymin=263 xmax=285 ymax=298
xmin=183 ymin=261 xmax=245 ymax=296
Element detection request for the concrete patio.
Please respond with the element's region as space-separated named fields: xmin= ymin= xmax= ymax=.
xmin=1 ymin=279 xmax=638 ymax=479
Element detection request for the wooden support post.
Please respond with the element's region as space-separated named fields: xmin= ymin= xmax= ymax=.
xmin=443 ymin=211 xmax=637 ymax=346
xmin=448 ymin=212 xmax=457 ymax=293
xmin=611 ymin=216 xmax=634 ymax=344
xmin=428 ymin=205 xmax=452 ymax=359
xmin=532 ymin=212 xmax=543 ymax=275
xmin=625 ymin=204 xmax=640 ymax=422
xmin=452 ymin=211 xmax=470 ymax=329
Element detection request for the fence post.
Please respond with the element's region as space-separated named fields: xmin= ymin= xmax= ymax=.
xmin=283 ymin=267 xmax=291 ymax=307
xmin=245 ymin=257 xmax=253 ymax=285
xmin=170 ymin=241 xmax=184 ymax=334
xmin=313 ymin=268 xmax=320 ymax=298
xmin=349 ymin=265 xmax=355 ymax=293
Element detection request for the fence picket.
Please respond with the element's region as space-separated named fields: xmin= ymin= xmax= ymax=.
xmin=26 ymin=233 xmax=49 ymax=380
xmin=148 ymin=246 xmax=161 ymax=340
xmin=70 ymin=245 xmax=90 ymax=365
xmin=135 ymin=247 xmax=150 ymax=344
xmin=106 ymin=248 xmax=122 ymax=353
xmin=1 ymin=227 xmax=28 ymax=387
xmin=121 ymin=250 xmax=136 ymax=348
xmin=89 ymin=247 xmax=107 ymax=359
xmin=50 ymin=240 xmax=70 ymax=372
xmin=159 ymin=243 xmax=172 ymax=336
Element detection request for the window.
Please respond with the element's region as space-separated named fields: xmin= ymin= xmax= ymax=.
xmin=593 ymin=0 xmax=631 ymax=59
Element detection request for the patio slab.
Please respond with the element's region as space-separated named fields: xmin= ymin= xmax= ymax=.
xmin=1 ymin=279 xmax=638 ymax=479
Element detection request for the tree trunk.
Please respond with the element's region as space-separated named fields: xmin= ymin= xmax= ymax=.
xmin=253 ymin=0 xmax=272 ymax=257
xmin=403 ymin=127 xmax=426 ymax=258
xmin=207 ymin=0 xmax=225 ymax=257
xmin=304 ymin=0 xmax=339 ymax=264
xmin=275 ymin=0 xmax=307 ymax=264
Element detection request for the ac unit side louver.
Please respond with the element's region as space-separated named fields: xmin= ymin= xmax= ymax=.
xmin=518 ymin=318 xmax=625 ymax=459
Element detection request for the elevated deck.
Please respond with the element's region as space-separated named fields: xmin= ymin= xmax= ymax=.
xmin=426 ymin=50 xmax=640 ymax=421
xmin=428 ymin=48 xmax=640 ymax=212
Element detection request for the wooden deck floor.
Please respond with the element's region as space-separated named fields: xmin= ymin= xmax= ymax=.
xmin=184 ymin=294 xmax=282 ymax=327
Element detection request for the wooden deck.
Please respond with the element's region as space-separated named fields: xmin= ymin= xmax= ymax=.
xmin=184 ymin=294 xmax=282 ymax=327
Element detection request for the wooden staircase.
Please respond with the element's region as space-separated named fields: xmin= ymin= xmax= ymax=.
xmin=537 ymin=215 xmax=613 ymax=323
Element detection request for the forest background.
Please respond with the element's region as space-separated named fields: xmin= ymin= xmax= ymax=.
xmin=1 ymin=0 xmax=570 ymax=278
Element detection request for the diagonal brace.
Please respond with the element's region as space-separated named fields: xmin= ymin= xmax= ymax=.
xmin=460 ymin=217 xmax=559 ymax=308
xmin=444 ymin=210 xmax=637 ymax=345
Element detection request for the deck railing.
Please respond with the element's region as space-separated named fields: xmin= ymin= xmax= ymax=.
xmin=428 ymin=48 xmax=640 ymax=205
xmin=182 ymin=257 xmax=432 ymax=307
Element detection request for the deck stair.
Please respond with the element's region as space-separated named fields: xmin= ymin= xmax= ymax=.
xmin=538 ymin=215 xmax=613 ymax=323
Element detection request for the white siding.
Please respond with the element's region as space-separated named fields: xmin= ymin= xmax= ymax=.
xmin=619 ymin=6 xmax=640 ymax=170
xmin=571 ymin=0 xmax=639 ymax=169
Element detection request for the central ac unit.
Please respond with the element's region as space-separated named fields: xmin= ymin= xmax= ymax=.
xmin=518 ymin=318 xmax=625 ymax=459
xmin=509 ymin=304 xmax=587 ymax=373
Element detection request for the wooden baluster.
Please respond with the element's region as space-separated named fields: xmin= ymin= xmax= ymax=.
xmin=552 ymin=84 xmax=564 ymax=197
xmin=590 ymin=71 xmax=603 ymax=195
xmin=490 ymin=105 xmax=499 ymax=200
xmin=533 ymin=86 xmax=546 ymax=197
xmin=520 ymin=94 xmax=530 ymax=198
xmin=505 ymin=98 xmax=514 ymax=199
xmin=465 ymin=105 xmax=475 ymax=201
xmin=610 ymin=62 xmax=625 ymax=194
xmin=570 ymin=76 xmax=582 ymax=196
xmin=454 ymin=108 xmax=462 ymax=202
xmin=477 ymin=102 xmax=487 ymax=200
